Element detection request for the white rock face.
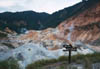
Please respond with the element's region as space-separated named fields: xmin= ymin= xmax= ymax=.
xmin=0 ymin=42 xmax=94 ymax=69
xmin=0 ymin=43 xmax=65 ymax=69
xmin=0 ymin=45 xmax=10 ymax=53
xmin=13 ymin=43 xmax=60 ymax=69
xmin=67 ymin=23 xmax=74 ymax=41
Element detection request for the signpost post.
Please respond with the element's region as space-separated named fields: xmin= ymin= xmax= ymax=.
xmin=63 ymin=44 xmax=77 ymax=64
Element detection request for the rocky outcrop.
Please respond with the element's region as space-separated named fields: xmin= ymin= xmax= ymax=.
xmin=58 ymin=2 xmax=100 ymax=43
xmin=18 ymin=28 xmax=64 ymax=50
xmin=15 ymin=1 xmax=100 ymax=52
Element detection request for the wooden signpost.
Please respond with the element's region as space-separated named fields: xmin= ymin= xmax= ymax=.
xmin=63 ymin=44 xmax=77 ymax=64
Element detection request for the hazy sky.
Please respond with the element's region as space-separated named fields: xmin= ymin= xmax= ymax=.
xmin=0 ymin=0 xmax=82 ymax=14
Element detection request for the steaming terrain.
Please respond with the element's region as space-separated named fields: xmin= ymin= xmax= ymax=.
xmin=0 ymin=0 xmax=100 ymax=69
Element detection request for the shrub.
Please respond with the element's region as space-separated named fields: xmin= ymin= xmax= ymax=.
xmin=0 ymin=58 xmax=19 ymax=69
xmin=26 ymin=53 xmax=100 ymax=69
xmin=0 ymin=32 xmax=7 ymax=38
xmin=58 ymin=56 xmax=68 ymax=62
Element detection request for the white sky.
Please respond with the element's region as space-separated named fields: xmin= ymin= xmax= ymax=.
xmin=0 ymin=0 xmax=82 ymax=14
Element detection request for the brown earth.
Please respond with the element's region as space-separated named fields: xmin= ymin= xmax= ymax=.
xmin=19 ymin=1 xmax=100 ymax=51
